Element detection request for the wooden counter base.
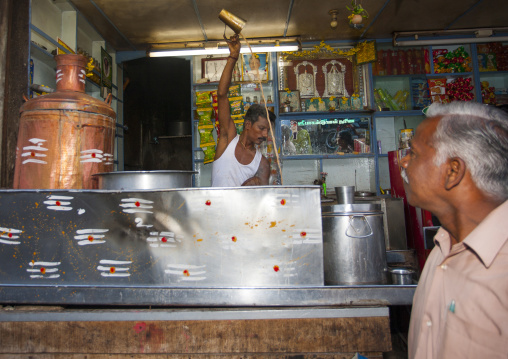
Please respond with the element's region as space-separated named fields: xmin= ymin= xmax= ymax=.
xmin=0 ymin=316 xmax=390 ymax=358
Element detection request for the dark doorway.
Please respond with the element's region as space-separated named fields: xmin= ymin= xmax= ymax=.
xmin=123 ymin=57 xmax=192 ymax=171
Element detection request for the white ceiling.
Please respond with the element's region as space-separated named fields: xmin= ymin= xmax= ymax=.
xmin=68 ymin=0 xmax=508 ymax=52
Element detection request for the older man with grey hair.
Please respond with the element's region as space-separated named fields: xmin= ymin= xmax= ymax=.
xmin=400 ymin=101 xmax=508 ymax=359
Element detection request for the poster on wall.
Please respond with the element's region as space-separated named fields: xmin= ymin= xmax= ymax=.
xmin=101 ymin=47 xmax=112 ymax=98
xmin=242 ymin=53 xmax=268 ymax=81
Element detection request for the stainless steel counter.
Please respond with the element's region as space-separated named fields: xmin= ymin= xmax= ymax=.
xmin=0 ymin=284 xmax=415 ymax=306
xmin=1 ymin=187 xmax=416 ymax=309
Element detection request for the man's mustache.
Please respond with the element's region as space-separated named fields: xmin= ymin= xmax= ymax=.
xmin=258 ymin=137 xmax=267 ymax=142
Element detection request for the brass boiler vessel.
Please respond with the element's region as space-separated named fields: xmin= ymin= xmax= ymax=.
xmin=13 ymin=54 xmax=116 ymax=189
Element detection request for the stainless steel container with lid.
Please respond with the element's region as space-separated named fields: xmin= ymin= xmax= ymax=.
xmin=93 ymin=170 xmax=196 ymax=190
xmin=322 ymin=203 xmax=388 ymax=285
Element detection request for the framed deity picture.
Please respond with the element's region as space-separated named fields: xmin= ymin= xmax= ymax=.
xmin=101 ymin=47 xmax=113 ymax=98
xmin=201 ymin=57 xmax=228 ymax=82
xmin=242 ymin=53 xmax=268 ymax=81
xmin=279 ymin=90 xmax=301 ymax=112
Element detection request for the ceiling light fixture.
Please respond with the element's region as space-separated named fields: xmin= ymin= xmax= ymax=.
xmin=393 ymin=27 xmax=508 ymax=47
xmin=329 ymin=9 xmax=339 ymax=30
xmin=394 ymin=36 xmax=508 ymax=47
xmin=149 ymin=38 xmax=300 ymax=57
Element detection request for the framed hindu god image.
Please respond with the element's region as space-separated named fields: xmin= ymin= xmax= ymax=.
xmin=286 ymin=58 xmax=354 ymax=98
xmin=279 ymin=90 xmax=301 ymax=112
xmin=242 ymin=53 xmax=268 ymax=81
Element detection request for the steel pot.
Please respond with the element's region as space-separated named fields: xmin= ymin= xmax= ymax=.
xmin=321 ymin=203 xmax=388 ymax=285
xmin=93 ymin=170 xmax=196 ymax=190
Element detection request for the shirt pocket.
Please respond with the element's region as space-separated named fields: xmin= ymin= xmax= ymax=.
xmin=439 ymin=310 xmax=508 ymax=359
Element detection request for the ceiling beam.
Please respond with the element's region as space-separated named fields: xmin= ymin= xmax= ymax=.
xmin=360 ymin=0 xmax=392 ymax=39
xmin=191 ymin=0 xmax=208 ymax=42
xmin=445 ymin=0 xmax=484 ymax=30
xmin=283 ymin=0 xmax=295 ymax=38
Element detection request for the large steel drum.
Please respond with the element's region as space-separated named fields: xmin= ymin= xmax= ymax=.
xmin=13 ymin=54 xmax=116 ymax=189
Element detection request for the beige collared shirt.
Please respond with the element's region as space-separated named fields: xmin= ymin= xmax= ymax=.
xmin=408 ymin=200 xmax=508 ymax=359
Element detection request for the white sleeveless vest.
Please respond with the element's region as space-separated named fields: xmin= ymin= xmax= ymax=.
xmin=211 ymin=135 xmax=262 ymax=187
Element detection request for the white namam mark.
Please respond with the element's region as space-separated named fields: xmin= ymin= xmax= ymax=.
xmin=282 ymin=266 xmax=297 ymax=278
xmin=165 ymin=264 xmax=206 ymax=281
xmin=27 ymin=261 xmax=61 ymax=279
xmin=55 ymin=69 xmax=63 ymax=83
xmin=288 ymin=229 xmax=322 ymax=245
xmin=97 ymin=259 xmax=132 ymax=277
xmin=147 ymin=231 xmax=177 ymax=248
xmin=80 ymin=149 xmax=103 ymax=163
xmin=77 ymin=208 xmax=85 ymax=215
xmin=74 ymin=228 xmax=108 ymax=246
xmin=78 ymin=70 xmax=86 ymax=84
xmin=21 ymin=138 xmax=48 ymax=165
xmin=0 ymin=226 xmax=23 ymax=245
xmin=43 ymin=195 xmax=73 ymax=211
xmin=120 ymin=198 xmax=154 ymax=214
xmin=102 ymin=153 xmax=114 ymax=165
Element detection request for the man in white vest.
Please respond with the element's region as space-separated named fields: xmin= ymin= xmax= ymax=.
xmin=211 ymin=34 xmax=274 ymax=187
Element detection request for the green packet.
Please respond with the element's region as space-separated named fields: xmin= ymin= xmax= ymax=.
xmin=201 ymin=145 xmax=216 ymax=164
xmin=228 ymin=84 xmax=241 ymax=97
xmin=229 ymin=96 xmax=244 ymax=115
xmin=196 ymin=107 xmax=214 ymax=126
xmin=198 ymin=125 xmax=215 ymax=145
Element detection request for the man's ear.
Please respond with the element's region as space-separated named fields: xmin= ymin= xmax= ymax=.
xmin=444 ymin=157 xmax=466 ymax=190
xmin=244 ymin=121 xmax=251 ymax=131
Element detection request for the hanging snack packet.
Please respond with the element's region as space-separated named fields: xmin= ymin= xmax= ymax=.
xmin=196 ymin=107 xmax=213 ymax=126
xmin=201 ymin=145 xmax=216 ymax=164
xmin=229 ymin=96 xmax=244 ymax=115
xmin=198 ymin=125 xmax=215 ymax=146
xmin=232 ymin=114 xmax=244 ymax=134
xmin=228 ymin=84 xmax=241 ymax=97
xmin=196 ymin=91 xmax=212 ymax=107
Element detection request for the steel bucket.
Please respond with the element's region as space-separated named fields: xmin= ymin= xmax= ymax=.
xmin=93 ymin=170 xmax=196 ymax=190
xmin=321 ymin=204 xmax=388 ymax=285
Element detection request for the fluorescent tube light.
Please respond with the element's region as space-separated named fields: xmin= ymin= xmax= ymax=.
xmin=149 ymin=44 xmax=299 ymax=57
xmin=394 ymin=36 xmax=508 ymax=47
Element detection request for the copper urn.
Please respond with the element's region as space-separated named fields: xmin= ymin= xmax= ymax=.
xmin=13 ymin=54 xmax=116 ymax=189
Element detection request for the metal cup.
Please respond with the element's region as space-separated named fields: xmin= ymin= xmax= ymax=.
xmin=335 ymin=186 xmax=355 ymax=204
xmin=389 ymin=267 xmax=415 ymax=285
xmin=218 ymin=9 xmax=247 ymax=35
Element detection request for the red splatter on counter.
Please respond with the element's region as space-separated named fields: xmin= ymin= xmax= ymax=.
xmin=273 ymin=265 xmax=280 ymax=272
xmin=40 ymin=267 xmax=46 ymax=274
xmin=205 ymin=200 xmax=211 ymax=206
xmin=183 ymin=269 xmax=190 ymax=277
xmin=88 ymin=235 xmax=94 ymax=242
xmin=300 ymin=231 xmax=307 ymax=237
xmin=280 ymin=199 xmax=286 ymax=205
xmin=135 ymin=201 xmax=140 ymax=207
xmin=133 ymin=322 xmax=146 ymax=333
xmin=110 ymin=267 xmax=116 ymax=274
xmin=161 ymin=237 xmax=167 ymax=243
xmin=55 ymin=201 xmax=61 ymax=206
xmin=232 ymin=236 xmax=237 ymax=242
